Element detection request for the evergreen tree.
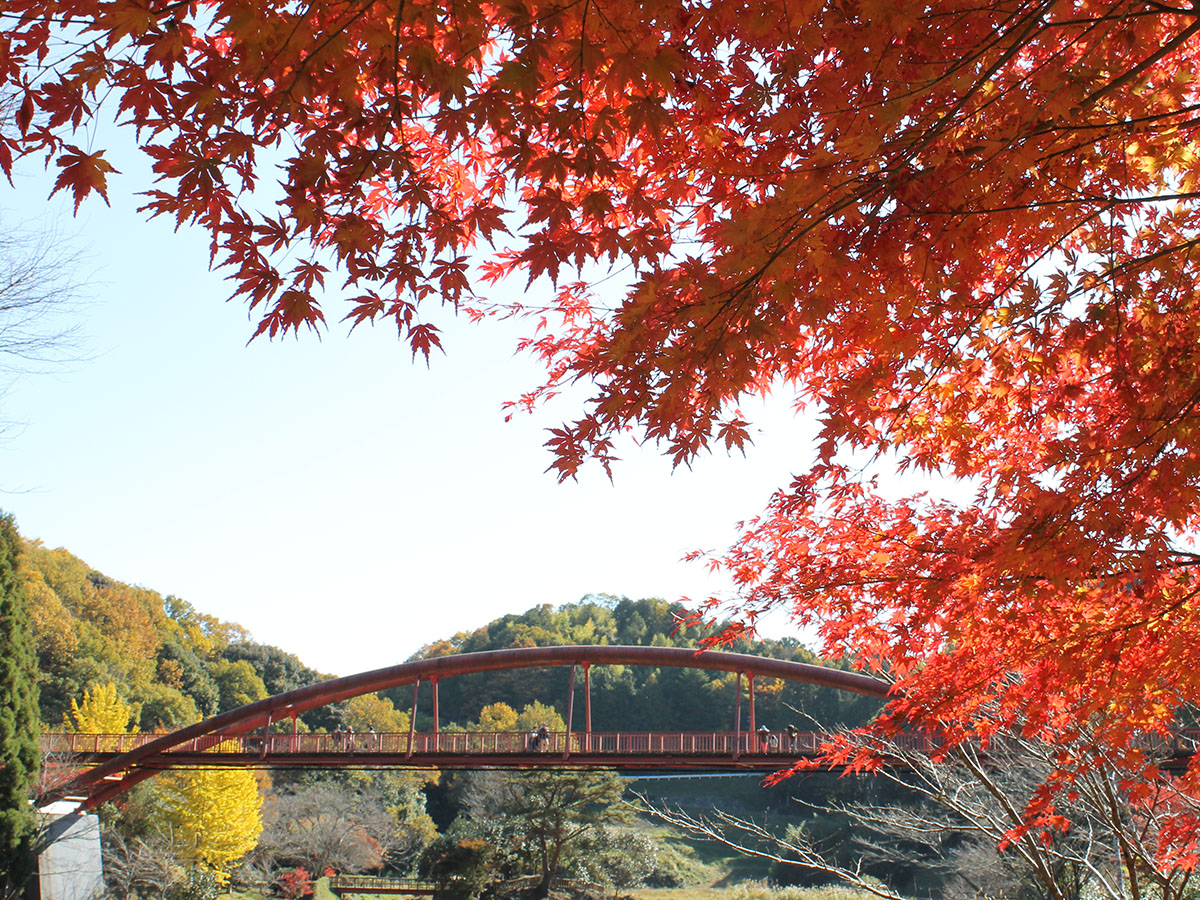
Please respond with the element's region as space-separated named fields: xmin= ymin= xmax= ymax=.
xmin=0 ymin=513 xmax=39 ymax=900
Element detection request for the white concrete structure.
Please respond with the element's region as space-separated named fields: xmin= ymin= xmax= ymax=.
xmin=32 ymin=802 xmax=103 ymax=900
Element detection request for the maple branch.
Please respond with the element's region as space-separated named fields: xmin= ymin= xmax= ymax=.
xmin=1032 ymin=102 xmax=1200 ymax=134
xmin=1076 ymin=14 xmax=1200 ymax=111
xmin=882 ymin=0 xmax=1064 ymax=178
xmin=250 ymin=0 xmax=321 ymax=87
xmin=904 ymin=190 xmax=1200 ymax=217
xmin=276 ymin=0 xmax=380 ymax=104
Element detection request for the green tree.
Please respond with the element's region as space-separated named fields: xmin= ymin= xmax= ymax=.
xmin=129 ymin=681 xmax=200 ymax=732
xmin=0 ymin=512 xmax=39 ymax=900
xmin=456 ymin=770 xmax=628 ymax=892
xmin=513 ymin=702 xmax=565 ymax=735
xmin=155 ymin=639 xmax=219 ymax=717
xmin=341 ymin=693 xmax=408 ymax=733
xmin=421 ymin=837 xmax=496 ymax=900
xmin=209 ymin=658 xmax=268 ymax=713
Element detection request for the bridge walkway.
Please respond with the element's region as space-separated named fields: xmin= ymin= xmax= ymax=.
xmin=40 ymin=728 xmax=1200 ymax=773
xmin=41 ymin=729 xmax=919 ymax=771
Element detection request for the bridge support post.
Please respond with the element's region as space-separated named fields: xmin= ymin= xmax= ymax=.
xmin=407 ymin=677 xmax=419 ymax=759
xmin=431 ymin=677 xmax=440 ymax=751
xmin=748 ymin=675 xmax=756 ymax=741
xmin=733 ymin=672 xmax=742 ymax=759
xmin=564 ymin=665 xmax=576 ymax=759
xmin=260 ymin=712 xmax=272 ymax=759
xmin=583 ymin=663 xmax=592 ymax=752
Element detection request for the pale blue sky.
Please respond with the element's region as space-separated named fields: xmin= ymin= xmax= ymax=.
xmin=0 ymin=132 xmax=814 ymax=675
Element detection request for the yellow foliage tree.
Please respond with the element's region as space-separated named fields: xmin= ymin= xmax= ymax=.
xmin=66 ymin=682 xmax=137 ymax=734
xmin=155 ymin=767 xmax=263 ymax=880
xmin=476 ymin=702 xmax=518 ymax=732
xmin=515 ymin=701 xmax=565 ymax=733
xmin=343 ymin=693 xmax=409 ymax=733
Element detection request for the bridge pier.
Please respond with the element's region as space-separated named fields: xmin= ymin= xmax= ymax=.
xmin=27 ymin=802 xmax=103 ymax=900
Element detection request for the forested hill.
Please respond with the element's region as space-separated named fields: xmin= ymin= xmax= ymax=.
xmin=391 ymin=595 xmax=882 ymax=734
xmin=23 ymin=539 xmax=335 ymax=732
xmin=22 ymin=533 xmax=879 ymax=735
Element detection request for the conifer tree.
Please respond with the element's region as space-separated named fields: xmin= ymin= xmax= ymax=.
xmin=0 ymin=513 xmax=39 ymax=900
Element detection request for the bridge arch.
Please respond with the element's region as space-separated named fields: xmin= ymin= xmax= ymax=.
xmin=45 ymin=645 xmax=891 ymax=807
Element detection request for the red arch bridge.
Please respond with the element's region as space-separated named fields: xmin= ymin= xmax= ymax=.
xmin=39 ymin=645 xmax=894 ymax=807
xmin=38 ymin=645 xmax=1198 ymax=809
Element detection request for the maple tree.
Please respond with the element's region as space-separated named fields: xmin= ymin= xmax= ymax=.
xmin=5 ymin=0 xmax=1200 ymax=853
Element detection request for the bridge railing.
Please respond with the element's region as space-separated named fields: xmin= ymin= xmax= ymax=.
xmin=40 ymin=729 xmax=1200 ymax=759
xmin=41 ymin=730 xmax=914 ymax=756
xmin=328 ymin=874 xmax=435 ymax=894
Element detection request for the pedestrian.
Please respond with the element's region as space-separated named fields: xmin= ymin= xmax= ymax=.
xmin=757 ymin=724 xmax=770 ymax=752
xmin=538 ymin=724 xmax=551 ymax=752
xmin=786 ymin=724 xmax=798 ymax=752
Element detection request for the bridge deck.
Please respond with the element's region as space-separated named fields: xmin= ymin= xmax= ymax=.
xmin=42 ymin=729 xmax=868 ymax=771
xmin=40 ymin=729 xmax=1200 ymax=772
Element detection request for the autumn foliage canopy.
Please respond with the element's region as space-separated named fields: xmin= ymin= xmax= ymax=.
xmin=5 ymin=0 xmax=1200 ymax=851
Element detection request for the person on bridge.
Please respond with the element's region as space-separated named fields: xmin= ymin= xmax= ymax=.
xmin=758 ymin=724 xmax=771 ymax=752
xmin=787 ymin=724 xmax=798 ymax=752
xmin=537 ymin=724 xmax=550 ymax=752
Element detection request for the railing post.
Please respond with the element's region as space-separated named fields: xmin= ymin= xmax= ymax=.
xmin=564 ymin=664 xmax=576 ymax=760
xmin=733 ymin=672 xmax=743 ymax=760
xmin=407 ymin=677 xmax=419 ymax=759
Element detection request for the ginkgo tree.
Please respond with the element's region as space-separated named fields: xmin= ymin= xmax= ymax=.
xmin=5 ymin=0 xmax=1200 ymax=855
xmin=153 ymin=764 xmax=263 ymax=882
xmin=66 ymin=682 xmax=137 ymax=735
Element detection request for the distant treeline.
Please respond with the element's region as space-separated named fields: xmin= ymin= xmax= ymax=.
xmin=389 ymin=595 xmax=881 ymax=734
